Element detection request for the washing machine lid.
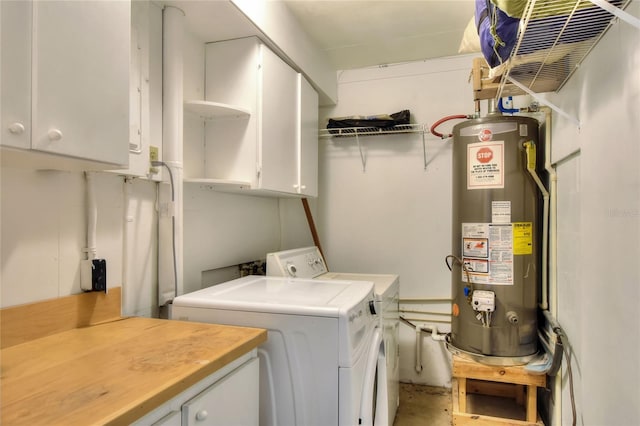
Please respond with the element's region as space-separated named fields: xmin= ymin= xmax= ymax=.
xmin=173 ymin=275 xmax=375 ymax=317
xmin=266 ymin=247 xmax=399 ymax=300
xmin=318 ymin=272 xmax=399 ymax=301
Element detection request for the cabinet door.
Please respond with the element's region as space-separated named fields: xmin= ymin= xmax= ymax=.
xmin=258 ymin=44 xmax=298 ymax=193
xmin=31 ymin=0 xmax=129 ymax=165
xmin=182 ymin=357 xmax=259 ymax=426
xmin=298 ymin=75 xmax=319 ymax=197
xmin=1 ymin=0 xmax=31 ymax=149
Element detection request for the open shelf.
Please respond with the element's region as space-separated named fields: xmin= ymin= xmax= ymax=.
xmin=183 ymin=100 xmax=250 ymax=120
xmin=318 ymin=123 xmax=426 ymax=138
xmin=496 ymin=0 xmax=633 ymax=98
xmin=473 ymin=1 xmax=636 ymax=102
xmin=318 ymin=124 xmax=428 ymax=171
xmin=183 ymin=178 xmax=252 ymax=191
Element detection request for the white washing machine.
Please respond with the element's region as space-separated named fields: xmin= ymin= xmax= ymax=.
xmin=266 ymin=247 xmax=400 ymax=426
xmin=172 ymin=275 xmax=388 ymax=426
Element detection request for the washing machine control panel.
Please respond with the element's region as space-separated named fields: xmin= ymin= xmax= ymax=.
xmin=266 ymin=246 xmax=328 ymax=278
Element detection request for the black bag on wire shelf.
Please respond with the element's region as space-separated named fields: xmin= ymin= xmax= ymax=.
xmin=327 ymin=110 xmax=410 ymax=130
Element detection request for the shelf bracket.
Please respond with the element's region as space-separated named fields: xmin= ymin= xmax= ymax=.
xmin=422 ymin=131 xmax=427 ymax=170
xmin=356 ymin=133 xmax=367 ymax=172
xmin=506 ymin=76 xmax=581 ymax=129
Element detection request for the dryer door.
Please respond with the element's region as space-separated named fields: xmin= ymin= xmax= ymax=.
xmin=359 ymin=328 xmax=389 ymax=426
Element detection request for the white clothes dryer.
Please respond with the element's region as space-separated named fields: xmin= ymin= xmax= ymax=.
xmin=172 ymin=275 xmax=387 ymax=426
xmin=266 ymin=247 xmax=400 ymax=426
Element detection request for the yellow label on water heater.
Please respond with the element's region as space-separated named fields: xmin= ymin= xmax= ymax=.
xmin=513 ymin=222 xmax=533 ymax=255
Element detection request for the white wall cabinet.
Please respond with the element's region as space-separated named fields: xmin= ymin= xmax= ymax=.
xmin=0 ymin=0 xmax=130 ymax=169
xmin=298 ymin=74 xmax=319 ymax=197
xmin=135 ymin=352 xmax=259 ymax=426
xmin=184 ymin=36 xmax=318 ymax=197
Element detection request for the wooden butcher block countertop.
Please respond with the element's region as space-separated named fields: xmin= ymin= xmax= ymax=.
xmin=0 ymin=316 xmax=267 ymax=425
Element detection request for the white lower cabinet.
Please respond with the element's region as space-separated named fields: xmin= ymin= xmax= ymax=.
xmin=182 ymin=356 xmax=259 ymax=426
xmin=136 ymin=352 xmax=259 ymax=426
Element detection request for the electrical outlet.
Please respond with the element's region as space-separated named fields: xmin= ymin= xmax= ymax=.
xmin=92 ymin=259 xmax=107 ymax=292
xmin=149 ymin=146 xmax=159 ymax=174
xmin=80 ymin=259 xmax=107 ymax=292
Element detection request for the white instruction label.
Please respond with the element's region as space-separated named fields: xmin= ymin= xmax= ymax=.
xmin=492 ymin=201 xmax=511 ymax=223
xmin=467 ymin=141 xmax=505 ymax=190
xmin=461 ymin=223 xmax=514 ymax=285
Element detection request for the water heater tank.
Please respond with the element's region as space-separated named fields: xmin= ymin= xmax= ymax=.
xmin=449 ymin=115 xmax=543 ymax=365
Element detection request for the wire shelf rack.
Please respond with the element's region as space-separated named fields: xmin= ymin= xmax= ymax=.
xmin=498 ymin=0 xmax=635 ymax=98
xmin=319 ymin=124 xmax=428 ymax=171
xmin=318 ymin=123 xmax=426 ymax=138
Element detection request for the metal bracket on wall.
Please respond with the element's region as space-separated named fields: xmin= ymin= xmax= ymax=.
xmin=506 ymin=76 xmax=581 ymax=129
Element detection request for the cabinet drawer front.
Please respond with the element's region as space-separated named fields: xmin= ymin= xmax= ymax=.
xmin=182 ymin=357 xmax=259 ymax=426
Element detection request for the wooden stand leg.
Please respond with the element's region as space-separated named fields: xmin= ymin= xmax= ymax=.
xmin=458 ymin=377 xmax=467 ymax=413
xmin=526 ymin=384 xmax=537 ymax=423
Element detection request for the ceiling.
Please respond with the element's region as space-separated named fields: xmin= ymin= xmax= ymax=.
xmin=282 ymin=0 xmax=476 ymax=70
xmin=167 ymin=1 xmax=476 ymax=71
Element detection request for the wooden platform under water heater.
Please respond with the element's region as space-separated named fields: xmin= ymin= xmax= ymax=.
xmin=452 ymin=355 xmax=546 ymax=425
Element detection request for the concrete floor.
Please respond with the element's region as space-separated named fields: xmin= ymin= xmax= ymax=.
xmin=393 ymin=383 xmax=452 ymax=426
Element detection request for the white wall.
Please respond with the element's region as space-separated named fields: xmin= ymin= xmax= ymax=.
xmin=317 ymin=55 xmax=478 ymax=386
xmin=0 ymin=168 xmax=158 ymax=317
xmin=544 ymin=4 xmax=640 ymax=424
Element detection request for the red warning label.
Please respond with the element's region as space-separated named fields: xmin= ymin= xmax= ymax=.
xmin=467 ymin=141 xmax=504 ymax=190
xmin=476 ymin=147 xmax=494 ymax=163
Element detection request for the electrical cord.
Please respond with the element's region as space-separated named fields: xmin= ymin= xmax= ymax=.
xmin=445 ymin=255 xmax=474 ymax=306
xmin=152 ymin=161 xmax=178 ymax=302
xmin=558 ymin=333 xmax=577 ymax=426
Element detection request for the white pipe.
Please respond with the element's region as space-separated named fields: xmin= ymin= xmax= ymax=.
xmin=399 ymin=297 xmax=452 ymax=303
xmin=414 ymin=324 xmax=448 ymax=374
xmin=85 ymin=172 xmax=98 ymax=260
xmin=523 ymin=140 xmax=549 ymax=312
xmin=543 ymin=107 xmax=558 ymax=316
xmin=539 ymin=107 xmax=561 ymax=426
xmin=159 ymin=6 xmax=184 ymax=305
xmin=122 ymin=177 xmax=132 ymax=314
xmin=427 ymin=324 xmax=447 ymax=341
xmin=415 ymin=326 xmax=423 ymax=373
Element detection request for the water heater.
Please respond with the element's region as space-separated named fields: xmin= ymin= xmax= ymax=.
xmin=448 ymin=115 xmax=543 ymax=365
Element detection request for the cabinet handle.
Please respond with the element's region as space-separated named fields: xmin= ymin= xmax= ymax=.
xmin=195 ymin=410 xmax=208 ymax=421
xmin=48 ymin=129 xmax=63 ymax=141
xmin=8 ymin=122 xmax=25 ymax=135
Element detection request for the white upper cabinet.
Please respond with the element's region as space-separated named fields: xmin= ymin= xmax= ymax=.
xmin=1 ymin=0 xmax=32 ymax=150
xmin=1 ymin=0 xmax=130 ymax=169
xmin=193 ymin=36 xmax=318 ymax=197
xmin=257 ymin=40 xmax=299 ymax=194
xmin=298 ymin=74 xmax=319 ymax=197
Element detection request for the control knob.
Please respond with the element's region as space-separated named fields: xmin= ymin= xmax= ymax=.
xmin=368 ymin=300 xmax=377 ymax=315
xmin=286 ymin=263 xmax=297 ymax=277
